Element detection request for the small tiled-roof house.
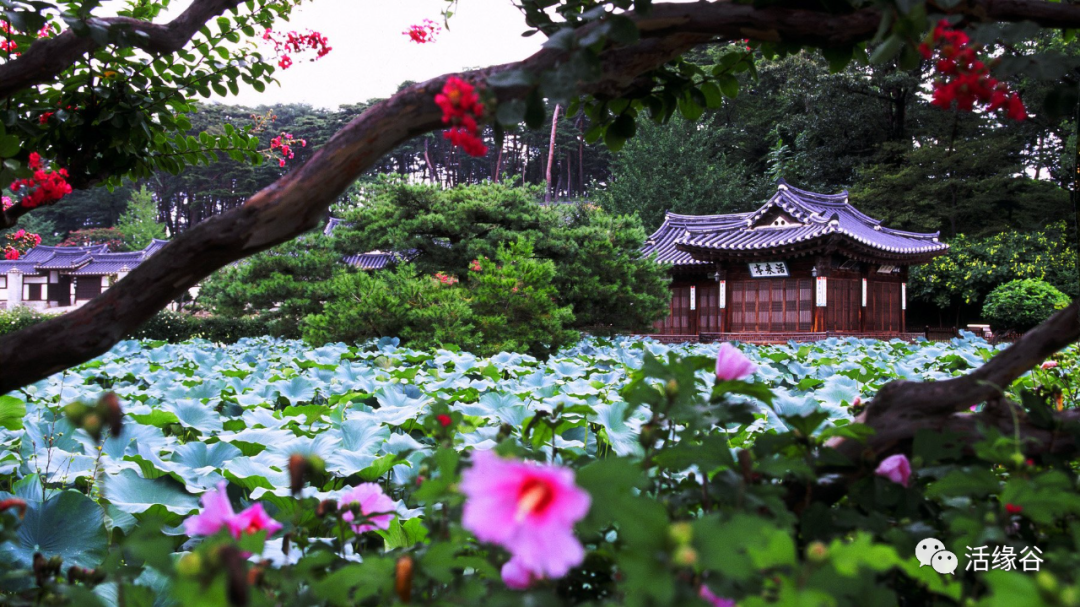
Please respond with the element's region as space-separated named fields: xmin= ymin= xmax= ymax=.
xmin=642 ymin=180 xmax=948 ymax=339
xmin=0 ymin=239 xmax=168 ymax=309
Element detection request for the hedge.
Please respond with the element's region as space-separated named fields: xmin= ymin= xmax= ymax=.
xmin=0 ymin=308 xmax=272 ymax=343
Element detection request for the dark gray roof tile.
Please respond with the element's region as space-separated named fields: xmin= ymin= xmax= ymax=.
xmin=643 ymin=180 xmax=948 ymax=266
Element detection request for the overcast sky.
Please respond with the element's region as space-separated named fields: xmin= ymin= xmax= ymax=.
xmin=160 ymin=0 xmax=546 ymax=109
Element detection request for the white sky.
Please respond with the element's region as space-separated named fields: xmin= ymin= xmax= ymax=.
xmin=166 ymin=0 xmax=547 ymax=109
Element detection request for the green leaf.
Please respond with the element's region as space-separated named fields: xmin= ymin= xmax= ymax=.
xmin=0 ymin=395 xmax=26 ymax=431
xmin=0 ymin=490 xmax=107 ymax=591
xmin=104 ymin=469 xmax=200 ymax=516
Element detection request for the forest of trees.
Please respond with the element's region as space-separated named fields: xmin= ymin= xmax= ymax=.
xmin=5 ymin=36 xmax=1075 ymax=329
xmin=14 ymin=37 xmax=1074 ymax=248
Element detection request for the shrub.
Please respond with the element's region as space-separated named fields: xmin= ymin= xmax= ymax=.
xmin=0 ymin=306 xmax=49 ymax=337
xmin=126 ymin=311 xmax=271 ymax=342
xmin=982 ymin=278 xmax=1071 ymax=331
xmin=302 ymin=264 xmax=478 ymax=352
xmin=302 ymin=238 xmax=576 ymax=357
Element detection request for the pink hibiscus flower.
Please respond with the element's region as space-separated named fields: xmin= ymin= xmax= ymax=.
xmin=501 ymin=556 xmax=538 ymax=589
xmin=226 ymin=503 xmax=282 ymax=539
xmin=460 ymin=450 xmax=591 ymax=584
xmin=338 ymin=483 xmax=396 ymax=533
xmin=875 ymin=454 xmax=912 ymax=488
xmin=700 ymin=585 xmax=737 ymax=607
xmin=715 ymin=343 xmax=756 ymax=381
xmin=184 ymin=482 xmax=282 ymax=540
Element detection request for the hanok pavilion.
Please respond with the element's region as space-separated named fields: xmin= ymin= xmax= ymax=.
xmin=643 ymin=180 xmax=949 ymax=341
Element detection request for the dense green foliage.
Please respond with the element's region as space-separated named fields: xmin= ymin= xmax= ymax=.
xmin=0 ymin=335 xmax=1078 ymax=605
xmin=336 ymin=180 xmax=669 ymax=332
xmin=598 ymin=114 xmax=769 ymax=228
xmin=599 ymin=46 xmax=1075 ymax=235
xmin=909 ymin=222 xmax=1079 ymax=323
xmin=303 ymin=239 xmax=578 ymax=357
xmin=0 ymin=308 xmax=269 ymax=343
xmin=115 ymin=186 xmax=166 ymax=251
xmin=198 ymin=230 xmax=340 ymax=339
xmin=203 ymin=181 xmax=669 ymax=351
xmin=982 ymin=279 xmax=1072 ymax=331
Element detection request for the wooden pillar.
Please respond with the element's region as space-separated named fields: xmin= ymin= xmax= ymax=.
xmin=901 ymin=266 xmax=908 ymax=333
xmin=812 ymin=257 xmax=830 ymax=332
xmin=7 ymin=269 xmax=22 ymax=308
xmin=716 ymin=264 xmax=727 ymax=333
xmin=859 ymin=266 xmax=868 ymax=332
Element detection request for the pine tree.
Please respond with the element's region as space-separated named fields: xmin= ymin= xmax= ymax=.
xmin=115 ymin=186 xmax=166 ymax=251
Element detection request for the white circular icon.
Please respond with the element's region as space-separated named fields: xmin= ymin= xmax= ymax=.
xmin=931 ymin=550 xmax=958 ymax=575
xmin=915 ymin=538 xmax=946 ymax=568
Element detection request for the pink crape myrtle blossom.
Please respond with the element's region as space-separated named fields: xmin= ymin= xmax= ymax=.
xmin=184 ymin=482 xmax=283 ymax=540
xmin=460 ymin=450 xmax=591 ymax=583
xmin=338 ymin=483 xmax=396 ymax=533
xmin=715 ymin=343 xmax=756 ymax=381
xmin=699 ymin=585 xmax=737 ymax=607
xmin=501 ymin=556 xmax=537 ymax=589
xmin=875 ymin=454 xmax=912 ymax=488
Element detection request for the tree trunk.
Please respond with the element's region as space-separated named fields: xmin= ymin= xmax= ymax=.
xmin=546 ymin=104 xmax=561 ymax=203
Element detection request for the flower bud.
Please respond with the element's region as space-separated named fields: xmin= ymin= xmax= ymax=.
xmin=316 ymin=499 xmax=338 ymax=518
xmin=668 ymin=522 xmax=693 ymax=546
xmin=0 ymin=497 xmax=27 ymax=518
xmin=288 ymin=454 xmax=309 ymax=496
xmin=665 ymin=379 xmax=679 ymax=398
xmin=177 ymin=553 xmax=203 ymax=578
xmin=673 ymin=545 xmax=698 ymax=567
xmin=63 ymin=401 xmax=88 ymax=425
xmin=1036 ymin=571 xmax=1058 ymax=595
xmin=99 ymin=392 xmax=123 ymax=438
xmin=395 ymin=555 xmax=414 ymax=603
xmin=219 ymin=545 xmax=249 ymax=607
xmin=82 ymin=413 xmax=103 ymax=441
xmin=806 ymin=541 xmax=829 ymax=563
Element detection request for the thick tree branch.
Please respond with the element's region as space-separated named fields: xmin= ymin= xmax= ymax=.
xmin=1 ymin=1 xmax=1080 ymax=393
xmin=817 ymin=301 xmax=1080 ymax=477
xmin=0 ymin=0 xmax=245 ymax=100
xmin=1 ymin=202 xmax=35 ymax=230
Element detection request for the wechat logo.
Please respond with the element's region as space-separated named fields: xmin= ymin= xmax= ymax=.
xmin=916 ymin=538 xmax=958 ymax=575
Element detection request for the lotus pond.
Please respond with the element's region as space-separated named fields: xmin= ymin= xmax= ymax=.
xmin=0 ymin=333 xmax=1075 ymax=605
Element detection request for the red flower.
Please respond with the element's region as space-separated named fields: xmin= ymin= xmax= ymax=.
xmin=404 ymin=19 xmax=441 ymax=44
xmin=1005 ymin=503 xmax=1023 ymax=514
xmin=922 ymin=22 xmax=1025 ymax=121
xmin=9 ymin=153 xmax=72 ymax=209
xmin=1006 ymin=94 xmax=1027 ymax=121
xmin=4 ymin=249 xmax=18 ymax=260
xmin=39 ymin=112 xmax=54 ymax=125
xmin=436 ymin=414 xmax=452 ymax=427
xmin=436 ymin=77 xmax=488 ymax=157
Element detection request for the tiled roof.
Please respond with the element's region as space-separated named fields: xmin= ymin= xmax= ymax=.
xmin=643 ymin=180 xmax=948 ymax=266
xmin=69 ymin=251 xmax=145 ymax=276
xmin=323 ymin=217 xmax=347 ymax=237
xmin=35 ymin=250 xmax=95 ymax=270
xmin=342 ymin=251 xmax=408 ymax=270
xmin=325 ymin=217 xmax=419 ymax=270
xmin=0 ymin=261 xmax=39 ymax=274
xmin=0 ymin=239 xmax=170 ymax=277
xmin=642 ymin=212 xmax=753 ymax=266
